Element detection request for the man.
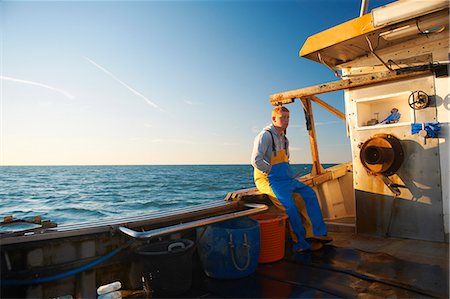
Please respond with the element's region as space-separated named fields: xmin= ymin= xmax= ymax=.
xmin=251 ymin=106 xmax=331 ymax=252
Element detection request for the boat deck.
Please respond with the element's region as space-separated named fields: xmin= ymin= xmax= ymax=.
xmin=3 ymin=213 xmax=447 ymax=298
xmin=180 ymin=230 xmax=448 ymax=299
xmin=120 ymin=217 xmax=448 ymax=298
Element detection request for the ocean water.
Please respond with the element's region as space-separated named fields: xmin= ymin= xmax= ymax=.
xmin=0 ymin=164 xmax=334 ymax=227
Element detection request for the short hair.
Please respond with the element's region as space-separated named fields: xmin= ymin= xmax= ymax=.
xmin=272 ymin=106 xmax=289 ymax=117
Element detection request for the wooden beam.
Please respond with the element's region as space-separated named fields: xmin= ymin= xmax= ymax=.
xmin=300 ymin=98 xmax=325 ymax=175
xmin=270 ymin=70 xmax=431 ymax=105
xmin=231 ymin=162 xmax=353 ymax=200
xmin=308 ymin=95 xmax=345 ymax=120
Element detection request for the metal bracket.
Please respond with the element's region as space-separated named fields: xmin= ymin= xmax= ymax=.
xmin=318 ymin=52 xmax=341 ymax=78
xmin=365 ymin=36 xmax=393 ymax=72
xmin=377 ymin=174 xmax=406 ymax=197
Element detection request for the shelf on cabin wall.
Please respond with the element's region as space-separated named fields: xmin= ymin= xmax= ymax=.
xmin=353 ymin=91 xmax=413 ymax=130
xmin=356 ymin=122 xmax=411 ymax=131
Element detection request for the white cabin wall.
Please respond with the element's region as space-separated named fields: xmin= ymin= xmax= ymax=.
xmin=340 ymin=27 xmax=449 ymax=241
xmin=434 ymin=46 xmax=449 ymax=238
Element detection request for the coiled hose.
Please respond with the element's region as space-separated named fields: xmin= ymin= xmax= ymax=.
xmin=2 ymin=240 xmax=133 ymax=286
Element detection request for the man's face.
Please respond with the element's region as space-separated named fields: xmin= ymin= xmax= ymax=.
xmin=273 ymin=111 xmax=290 ymax=131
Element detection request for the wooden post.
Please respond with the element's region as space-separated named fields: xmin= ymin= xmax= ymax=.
xmin=300 ymin=98 xmax=324 ymax=175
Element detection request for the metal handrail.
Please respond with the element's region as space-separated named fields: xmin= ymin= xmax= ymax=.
xmin=118 ymin=203 xmax=268 ymax=240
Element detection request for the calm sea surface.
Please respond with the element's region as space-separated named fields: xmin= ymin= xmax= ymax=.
xmin=0 ymin=164 xmax=335 ymax=227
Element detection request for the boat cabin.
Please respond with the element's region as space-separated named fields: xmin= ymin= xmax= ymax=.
xmin=268 ymin=0 xmax=449 ymax=243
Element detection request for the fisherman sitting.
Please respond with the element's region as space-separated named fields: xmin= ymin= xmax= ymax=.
xmin=251 ymin=106 xmax=332 ymax=252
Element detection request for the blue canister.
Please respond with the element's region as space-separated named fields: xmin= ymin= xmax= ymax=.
xmin=197 ymin=217 xmax=260 ymax=279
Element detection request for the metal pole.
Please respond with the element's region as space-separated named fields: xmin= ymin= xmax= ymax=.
xmin=118 ymin=203 xmax=268 ymax=239
xmin=360 ymin=0 xmax=369 ymax=16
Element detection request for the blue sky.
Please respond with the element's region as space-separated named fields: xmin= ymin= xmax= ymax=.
xmin=0 ymin=0 xmax=395 ymax=165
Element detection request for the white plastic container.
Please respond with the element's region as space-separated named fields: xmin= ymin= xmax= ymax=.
xmin=98 ymin=291 xmax=122 ymax=299
xmin=97 ymin=281 xmax=122 ymax=295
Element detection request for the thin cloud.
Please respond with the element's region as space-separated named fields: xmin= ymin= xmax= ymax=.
xmin=223 ymin=142 xmax=239 ymax=146
xmin=290 ymin=120 xmax=342 ymax=129
xmin=251 ymin=124 xmax=267 ymax=133
xmin=150 ymin=138 xmax=201 ymax=145
xmin=129 ymin=137 xmax=144 ymax=141
xmin=315 ymin=120 xmax=341 ymax=126
xmin=0 ymin=75 xmax=75 ymax=100
xmin=183 ymin=99 xmax=202 ymax=105
xmin=38 ymin=101 xmax=52 ymax=107
xmin=84 ymin=56 xmax=162 ymax=111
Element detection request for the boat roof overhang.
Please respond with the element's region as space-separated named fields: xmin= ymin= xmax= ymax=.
xmin=300 ymin=0 xmax=449 ymax=68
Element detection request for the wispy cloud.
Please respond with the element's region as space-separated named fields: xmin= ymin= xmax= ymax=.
xmin=183 ymin=99 xmax=202 ymax=105
xmin=84 ymin=56 xmax=162 ymax=111
xmin=252 ymin=122 xmax=275 ymax=133
xmin=290 ymin=120 xmax=342 ymax=129
xmin=129 ymin=137 xmax=145 ymax=141
xmin=251 ymin=125 xmax=266 ymax=133
xmin=315 ymin=120 xmax=341 ymax=126
xmin=38 ymin=101 xmax=52 ymax=107
xmin=144 ymin=123 xmax=154 ymax=128
xmin=0 ymin=75 xmax=75 ymax=100
xmin=150 ymin=138 xmax=201 ymax=145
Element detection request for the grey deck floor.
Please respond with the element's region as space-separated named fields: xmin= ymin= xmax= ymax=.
xmin=330 ymin=230 xmax=449 ymax=267
xmin=189 ymin=229 xmax=449 ymax=299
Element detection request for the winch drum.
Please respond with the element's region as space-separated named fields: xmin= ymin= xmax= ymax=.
xmin=359 ymin=134 xmax=404 ymax=176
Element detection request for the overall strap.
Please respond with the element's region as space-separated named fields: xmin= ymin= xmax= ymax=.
xmin=265 ymin=130 xmax=276 ymax=152
xmin=265 ymin=129 xmax=287 ymax=152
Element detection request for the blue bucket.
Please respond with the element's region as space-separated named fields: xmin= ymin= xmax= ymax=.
xmin=197 ymin=217 xmax=260 ymax=279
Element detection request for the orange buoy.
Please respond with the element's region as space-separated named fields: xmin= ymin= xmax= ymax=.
xmin=250 ymin=213 xmax=288 ymax=263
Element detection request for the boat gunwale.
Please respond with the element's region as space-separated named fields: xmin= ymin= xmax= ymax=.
xmin=0 ymin=200 xmax=242 ymax=245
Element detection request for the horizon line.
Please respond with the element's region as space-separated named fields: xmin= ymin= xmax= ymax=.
xmin=0 ymin=162 xmax=345 ymax=167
